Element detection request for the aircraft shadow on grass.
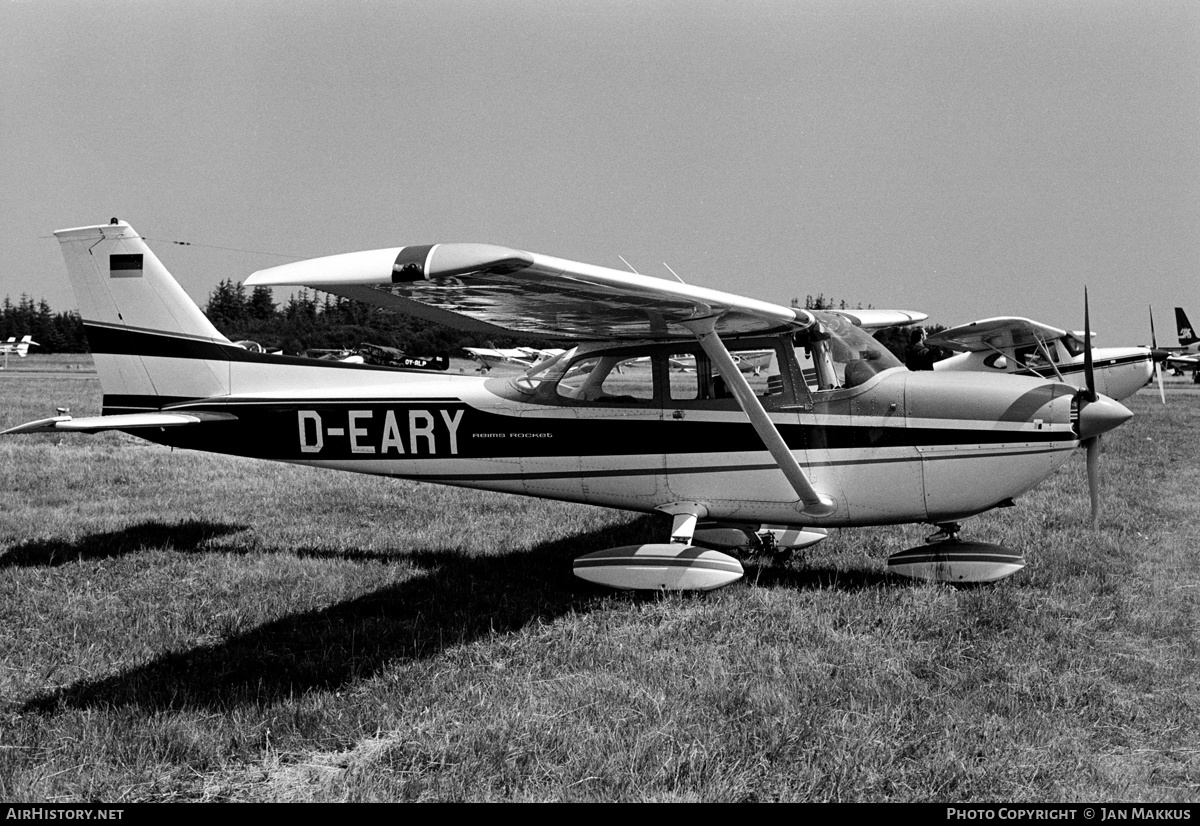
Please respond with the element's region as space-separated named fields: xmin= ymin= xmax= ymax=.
xmin=0 ymin=520 xmax=249 ymax=568
xmin=20 ymin=515 xmax=890 ymax=714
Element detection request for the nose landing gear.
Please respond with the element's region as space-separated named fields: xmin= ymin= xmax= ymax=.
xmin=887 ymin=522 xmax=1025 ymax=584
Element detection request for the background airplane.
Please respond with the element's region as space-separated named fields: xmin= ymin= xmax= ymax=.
xmin=925 ymin=316 xmax=1157 ymax=403
xmin=826 ymin=309 xmax=928 ymax=331
xmin=4 ymin=221 xmax=1131 ymax=590
xmin=355 ymin=342 xmax=448 ymax=371
xmin=464 ymin=344 xmax=564 ymax=372
xmin=1160 ymin=307 xmax=1200 ymax=382
xmin=0 ymin=334 xmax=38 ymax=369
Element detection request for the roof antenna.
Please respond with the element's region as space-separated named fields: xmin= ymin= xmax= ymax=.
xmin=617 ymin=255 xmax=640 ymax=275
xmin=662 ymin=263 xmax=686 ymax=284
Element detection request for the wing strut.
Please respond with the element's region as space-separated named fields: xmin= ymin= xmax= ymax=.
xmin=683 ymin=317 xmax=835 ymax=516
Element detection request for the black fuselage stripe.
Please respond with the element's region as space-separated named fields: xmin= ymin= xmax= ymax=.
xmin=1012 ymin=354 xmax=1149 ymax=377
xmin=84 ymin=322 xmax=438 ymax=373
xmin=398 ymin=447 xmax=1069 ymax=483
xmin=113 ymin=387 xmax=1077 ymax=462
xmin=87 ymin=324 xmax=1077 ymax=457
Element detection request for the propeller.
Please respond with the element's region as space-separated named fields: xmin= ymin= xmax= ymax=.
xmin=1149 ymin=305 xmax=1167 ymax=404
xmin=1083 ymin=287 xmax=1101 ymax=528
xmin=1075 ymin=288 xmax=1132 ymax=528
xmin=1083 ymin=287 xmax=1095 ymax=403
xmin=1086 ymin=436 xmax=1101 ymax=528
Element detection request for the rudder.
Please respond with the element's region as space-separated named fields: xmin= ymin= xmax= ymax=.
xmin=55 ymin=220 xmax=232 ymax=411
xmin=1175 ymin=307 xmax=1197 ymax=346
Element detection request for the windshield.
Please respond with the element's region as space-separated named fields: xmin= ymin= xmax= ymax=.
xmin=1061 ymin=335 xmax=1086 ymax=357
xmin=797 ymin=312 xmax=904 ymax=390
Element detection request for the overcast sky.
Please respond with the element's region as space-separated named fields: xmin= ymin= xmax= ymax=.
xmin=3 ymin=0 xmax=1198 ymax=346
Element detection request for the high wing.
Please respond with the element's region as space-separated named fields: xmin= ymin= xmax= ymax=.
xmin=925 ymin=317 xmax=1072 ymax=353
xmin=248 ymin=243 xmax=836 ymax=515
xmin=1 ymin=411 xmax=236 ymax=435
xmin=246 ymin=244 xmax=811 ymax=341
xmin=825 ymin=309 xmax=927 ymax=331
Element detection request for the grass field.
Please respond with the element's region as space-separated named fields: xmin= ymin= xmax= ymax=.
xmin=1 ymin=357 xmax=1198 ymax=802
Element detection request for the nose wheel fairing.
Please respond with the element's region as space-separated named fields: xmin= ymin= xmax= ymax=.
xmin=886 ymin=523 xmax=1025 ymax=584
xmin=571 ymin=503 xmax=835 ymax=591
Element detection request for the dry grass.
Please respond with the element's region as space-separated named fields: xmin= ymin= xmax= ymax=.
xmin=1 ymin=360 xmax=1197 ymax=801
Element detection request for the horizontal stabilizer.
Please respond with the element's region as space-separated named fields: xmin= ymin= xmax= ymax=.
xmin=2 ymin=411 xmax=237 ymax=435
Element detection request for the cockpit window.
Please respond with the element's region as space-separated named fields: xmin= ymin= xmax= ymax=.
xmin=511 ymin=346 xmax=579 ymax=396
xmin=509 ymin=339 xmax=798 ymax=408
xmin=1025 ymin=340 xmax=1062 ymax=366
xmin=555 ymin=354 xmax=654 ymax=403
xmin=667 ymin=343 xmax=787 ymax=405
xmin=510 ymin=345 xmax=657 ymax=405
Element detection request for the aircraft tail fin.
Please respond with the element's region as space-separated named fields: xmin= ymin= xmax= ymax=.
xmin=1175 ymin=307 xmax=1198 ymax=347
xmin=54 ymin=220 xmax=232 ymax=412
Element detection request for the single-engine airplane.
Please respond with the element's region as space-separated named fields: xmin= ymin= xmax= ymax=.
xmin=0 ymin=334 xmax=38 ymax=369
xmin=926 ymin=317 xmax=1158 ymax=403
xmin=356 ymin=342 xmax=448 ymax=371
xmin=1159 ymin=307 xmax=1200 ymax=382
xmin=464 ymin=344 xmax=564 ymax=372
xmin=3 ymin=221 xmax=1132 ymax=590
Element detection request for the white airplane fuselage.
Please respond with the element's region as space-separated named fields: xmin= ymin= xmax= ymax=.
xmin=102 ymin=339 xmax=1090 ymax=529
xmin=933 ymin=344 xmax=1153 ymax=403
xmin=21 ymin=220 xmax=1131 ymax=550
xmin=0 ymin=335 xmax=36 ymax=358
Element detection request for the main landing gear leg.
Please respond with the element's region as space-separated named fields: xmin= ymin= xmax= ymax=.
xmin=925 ymin=522 xmax=961 ymax=544
xmin=886 ymin=522 xmax=1026 ymax=584
xmin=571 ymin=502 xmax=746 ymax=591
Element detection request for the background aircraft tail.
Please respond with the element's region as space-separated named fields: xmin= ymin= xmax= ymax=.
xmin=1175 ymin=307 xmax=1198 ymax=346
xmin=55 ymin=220 xmax=232 ymax=412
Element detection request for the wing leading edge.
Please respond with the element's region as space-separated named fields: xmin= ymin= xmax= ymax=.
xmin=826 ymin=308 xmax=927 ymax=331
xmin=246 ymin=244 xmax=814 ymax=341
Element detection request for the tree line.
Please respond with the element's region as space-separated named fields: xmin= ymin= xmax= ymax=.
xmin=0 ymin=295 xmax=87 ymax=353
xmin=200 ymin=279 xmax=522 ymax=356
xmin=0 ymin=282 xmax=515 ymax=357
